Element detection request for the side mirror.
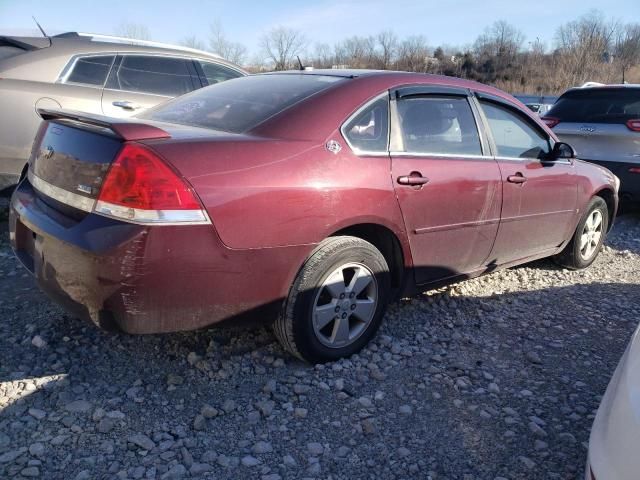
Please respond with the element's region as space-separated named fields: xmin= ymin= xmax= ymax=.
xmin=551 ymin=142 xmax=575 ymax=160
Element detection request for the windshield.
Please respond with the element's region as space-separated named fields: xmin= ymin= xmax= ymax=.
xmin=141 ymin=74 xmax=346 ymax=133
xmin=548 ymin=88 xmax=640 ymax=124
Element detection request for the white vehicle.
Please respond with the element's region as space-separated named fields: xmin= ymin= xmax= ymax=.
xmin=586 ymin=321 xmax=640 ymax=479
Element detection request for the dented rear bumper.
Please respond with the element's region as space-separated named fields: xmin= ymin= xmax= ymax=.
xmin=9 ymin=178 xmax=310 ymax=333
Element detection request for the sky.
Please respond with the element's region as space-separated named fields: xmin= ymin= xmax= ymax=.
xmin=1 ymin=0 xmax=639 ymax=59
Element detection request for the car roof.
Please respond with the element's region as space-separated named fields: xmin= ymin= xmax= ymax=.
xmin=0 ymin=32 xmax=246 ymax=82
xmin=52 ymin=32 xmax=224 ymax=60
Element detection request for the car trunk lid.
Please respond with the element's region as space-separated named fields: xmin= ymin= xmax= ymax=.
xmin=29 ymin=109 xmax=173 ymax=218
xmin=553 ymin=122 xmax=640 ymax=165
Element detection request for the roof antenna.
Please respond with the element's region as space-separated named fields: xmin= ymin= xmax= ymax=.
xmin=297 ymin=55 xmax=304 ymax=71
xmin=32 ymin=16 xmax=48 ymax=38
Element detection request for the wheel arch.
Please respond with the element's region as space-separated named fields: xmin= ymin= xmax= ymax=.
xmin=330 ymin=223 xmax=408 ymax=295
xmin=594 ymin=187 xmax=616 ymax=232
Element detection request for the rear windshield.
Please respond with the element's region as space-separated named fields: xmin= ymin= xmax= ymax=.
xmin=548 ymin=88 xmax=640 ymax=124
xmin=142 ymin=74 xmax=346 ymax=133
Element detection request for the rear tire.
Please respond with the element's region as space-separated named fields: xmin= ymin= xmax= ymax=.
xmin=553 ymin=197 xmax=608 ymax=270
xmin=273 ymin=236 xmax=390 ymax=363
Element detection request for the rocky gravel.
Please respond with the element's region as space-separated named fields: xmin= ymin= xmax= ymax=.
xmin=1 ymin=196 xmax=639 ymax=479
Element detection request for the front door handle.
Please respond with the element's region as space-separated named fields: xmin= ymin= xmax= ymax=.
xmin=112 ymin=100 xmax=142 ymax=111
xmin=507 ymin=173 xmax=527 ymax=184
xmin=397 ymin=172 xmax=430 ymax=187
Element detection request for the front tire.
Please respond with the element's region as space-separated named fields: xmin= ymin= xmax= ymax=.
xmin=554 ymin=197 xmax=608 ymax=270
xmin=273 ymin=236 xmax=391 ymax=363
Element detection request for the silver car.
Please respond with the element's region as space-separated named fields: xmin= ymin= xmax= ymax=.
xmin=542 ymin=85 xmax=640 ymax=206
xmin=0 ymin=32 xmax=246 ymax=190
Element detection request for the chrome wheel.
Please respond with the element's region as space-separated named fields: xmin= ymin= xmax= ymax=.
xmin=579 ymin=209 xmax=603 ymax=260
xmin=312 ymin=262 xmax=378 ymax=349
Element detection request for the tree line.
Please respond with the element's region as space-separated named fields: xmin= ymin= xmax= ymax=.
xmin=115 ymin=10 xmax=640 ymax=95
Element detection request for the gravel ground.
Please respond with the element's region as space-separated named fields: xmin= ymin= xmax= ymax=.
xmin=1 ymin=197 xmax=639 ymax=480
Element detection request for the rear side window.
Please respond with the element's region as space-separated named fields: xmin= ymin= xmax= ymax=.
xmin=396 ymin=96 xmax=482 ymax=156
xmin=108 ymin=56 xmax=194 ymax=97
xmin=66 ymin=56 xmax=115 ymax=86
xmin=548 ymin=88 xmax=640 ymax=124
xmin=143 ymin=74 xmax=345 ymax=133
xmin=481 ymin=101 xmax=550 ymax=159
xmin=343 ymin=96 xmax=389 ymax=153
xmin=196 ymin=61 xmax=243 ymax=86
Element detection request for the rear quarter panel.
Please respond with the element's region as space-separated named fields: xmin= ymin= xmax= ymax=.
xmin=149 ymin=134 xmax=408 ymax=251
xmin=0 ymin=79 xmax=103 ymax=178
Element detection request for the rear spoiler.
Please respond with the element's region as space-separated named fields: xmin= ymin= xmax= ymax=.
xmin=37 ymin=108 xmax=171 ymax=141
xmin=0 ymin=36 xmax=51 ymax=50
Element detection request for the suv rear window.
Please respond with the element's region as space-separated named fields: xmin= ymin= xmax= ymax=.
xmin=143 ymin=74 xmax=345 ymax=133
xmin=548 ymin=88 xmax=640 ymax=124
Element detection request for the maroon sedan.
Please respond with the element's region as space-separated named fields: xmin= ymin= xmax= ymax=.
xmin=9 ymin=70 xmax=618 ymax=363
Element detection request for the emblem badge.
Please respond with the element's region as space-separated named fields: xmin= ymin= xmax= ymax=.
xmin=326 ymin=140 xmax=342 ymax=154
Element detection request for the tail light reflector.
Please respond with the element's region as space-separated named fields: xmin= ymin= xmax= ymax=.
xmin=629 ymin=167 xmax=640 ymax=174
xmin=95 ymin=143 xmax=209 ymax=225
xmin=541 ymin=117 xmax=560 ymax=128
xmin=626 ymin=119 xmax=640 ymax=132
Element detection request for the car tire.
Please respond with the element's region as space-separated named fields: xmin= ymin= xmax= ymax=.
xmin=553 ymin=197 xmax=608 ymax=270
xmin=273 ymin=236 xmax=391 ymax=363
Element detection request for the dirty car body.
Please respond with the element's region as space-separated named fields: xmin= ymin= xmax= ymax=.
xmin=9 ymin=70 xmax=619 ymax=361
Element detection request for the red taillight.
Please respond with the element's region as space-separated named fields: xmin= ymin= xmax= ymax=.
xmin=541 ymin=116 xmax=560 ymax=128
xmin=626 ymin=119 xmax=640 ymax=132
xmin=95 ymin=143 xmax=209 ymax=224
xmin=630 ymin=167 xmax=640 ymax=174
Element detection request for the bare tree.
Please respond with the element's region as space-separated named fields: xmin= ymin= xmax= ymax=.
xmin=614 ymin=23 xmax=640 ymax=82
xmin=555 ymin=10 xmax=619 ymax=85
xmin=396 ymin=35 xmax=430 ymax=72
xmin=180 ymin=36 xmax=206 ymax=51
xmin=334 ymin=36 xmax=376 ymax=68
xmin=114 ymin=22 xmax=151 ymax=40
xmin=312 ymin=43 xmax=334 ymax=68
xmin=209 ymin=20 xmax=247 ymax=65
xmin=260 ymin=26 xmax=306 ymax=70
xmin=375 ymin=30 xmax=398 ymax=69
xmin=474 ymin=20 xmax=524 ymax=74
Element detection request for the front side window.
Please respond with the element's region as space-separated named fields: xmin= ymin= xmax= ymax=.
xmin=66 ymin=55 xmax=115 ymax=86
xmin=197 ymin=61 xmax=243 ymax=86
xmin=480 ymin=101 xmax=550 ymax=159
xmin=108 ymin=56 xmax=194 ymax=97
xmin=342 ymin=96 xmax=389 ymax=153
xmin=396 ymin=96 xmax=482 ymax=156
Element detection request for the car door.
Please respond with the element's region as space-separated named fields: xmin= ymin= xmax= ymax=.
xmin=389 ymin=86 xmax=502 ymax=285
xmin=475 ymin=94 xmax=577 ymax=265
xmin=55 ymin=54 xmax=116 ymax=115
xmin=101 ymin=55 xmax=198 ymax=117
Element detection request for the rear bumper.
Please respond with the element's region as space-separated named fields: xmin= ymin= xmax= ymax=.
xmin=9 ymin=179 xmax=311 ymax=333
xmin=586 ymin=159 xmax=640 ymax=204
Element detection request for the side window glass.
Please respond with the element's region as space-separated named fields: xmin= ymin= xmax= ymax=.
xmin=197 ymin=61 xmax=242 ymax=86
xmin=480 ymin=101 xmax=550 ymax=159
xmin=66 ymin=56 xmax=115 ymax=86
xmin=342 ymin=96 xmax=389 ymax=153
xmin=397 ymin=96 xmax=482 ymax=156
xmin=110 ymin=56 xmax=193 ymax=97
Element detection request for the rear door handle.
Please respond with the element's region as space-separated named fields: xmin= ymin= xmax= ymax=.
xmin=112 ymin=100 xmax=142 ymax=110
xmin=507 ymin=173 xmax=527 ymax=184
xmin=397 ymin=172 xmax=430 ymax=186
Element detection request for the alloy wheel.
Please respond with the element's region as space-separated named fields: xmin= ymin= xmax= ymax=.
xmin=312 ymin=262 xmax=378 ymax=349
xmin=579 ymin=209 xmax=603 ymax=261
